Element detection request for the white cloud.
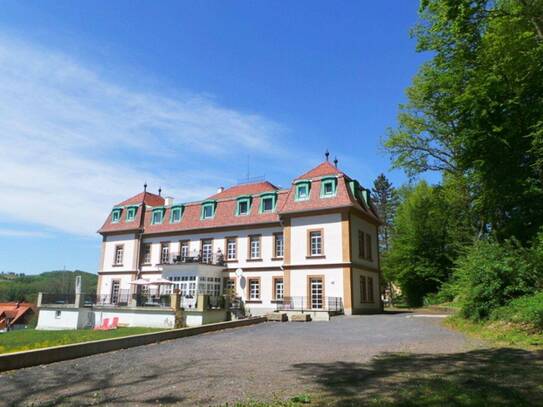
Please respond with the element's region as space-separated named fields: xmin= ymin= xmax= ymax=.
xmin=0 ymin=228 xmax=51 ymax=238
xmin=0 ymin=35 xmax=287 ymax=236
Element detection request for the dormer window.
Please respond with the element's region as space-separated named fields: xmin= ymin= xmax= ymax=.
xmin=236 ymin=196 xmax=252 ymax=216
xmin=259 ymin=192 xmax=277 ymax=213
xmin=126 ymin=206 xmax=137 ymax=222
xmin=111 ymin=208 xmax=122 ymax=223
xmin=201 ymin=201 xmax=216 ymax=220
xmin=151 ymin=207 xmax=165 ymax=224
xmin=320 ymin=177 xmax=337 ymax=198
xmin=170 ymin=205 xmax=183 ymax=223
xmin=295 ymin=181 xmax=311 ymax=201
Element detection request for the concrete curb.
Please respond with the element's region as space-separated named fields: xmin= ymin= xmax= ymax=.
xmin=0 ymin=317 xmax=266 ymax=372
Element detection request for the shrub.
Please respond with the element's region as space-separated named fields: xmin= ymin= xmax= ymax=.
xmin=453 ymin=238 xmax=542 ymax=321
xmin=491 ymin=292 xmax=543 ymax=331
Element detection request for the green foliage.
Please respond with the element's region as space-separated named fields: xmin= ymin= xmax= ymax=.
xmin=383 ymin=180 xmax=470 ymax=306
xmin=491 ymin=292 xmax=543 ymax=331
xmin=452 ymin=238 xmax=543 ymax=320
xmin=0 ymin=270 xmax=97 ymax=302
xmin=385 ymin=0 xmax=543 ymax=243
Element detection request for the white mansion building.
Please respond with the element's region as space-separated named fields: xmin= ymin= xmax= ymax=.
xmin=97 ymin=159 xmax=382 ymax=316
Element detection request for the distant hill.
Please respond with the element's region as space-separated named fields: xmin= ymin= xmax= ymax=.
xmin=0 ymin=270 xmax=97 ymax=303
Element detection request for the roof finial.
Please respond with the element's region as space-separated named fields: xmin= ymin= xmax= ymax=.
xmin=325 ymin=149 xmax=330 ymax=161
xmin=158 ymin=187 xmax=162 ymax=197
xmin=334 ymin=156 xmax=338 ymax=168
xmin=143 ymin=182 xmax=147 ymax=193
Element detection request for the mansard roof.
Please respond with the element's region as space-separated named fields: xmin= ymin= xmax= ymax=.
xmin=208 ymin=181 xmax=279 ymax=200
xmin=294 ymin=161 xmax=343 ymax=180
xmin=98 ymin=160 xmax=380 ymax=235
xmin=116 ymin=191 xmax=164 ymax=207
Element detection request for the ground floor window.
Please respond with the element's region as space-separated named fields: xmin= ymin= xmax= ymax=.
xmin=273 ymin=277 xmax=284 ymax=300
xmin=248 ymin=278 xmax=260 ymax=300
xmin=360 ymin=275 xmax=375 ymax=303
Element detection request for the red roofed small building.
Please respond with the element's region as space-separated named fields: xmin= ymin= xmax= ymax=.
xmin=0 ymin=302 xmax=36 ymax=331
xmin=97 ymin=156 xmax=382 ymax=316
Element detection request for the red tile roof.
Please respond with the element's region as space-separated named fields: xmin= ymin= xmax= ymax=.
xmin=117 ymin=192 xmax=164 ymax=207
xmin=295 ymin=161 xmax=343 ymax=180
xmin=208 ymin=181 xmax=279 ymax=200
xmin=99 ymin=161 xmax=380 ymax=235
xmin=0 ymin=302 xmax=36 ymax=327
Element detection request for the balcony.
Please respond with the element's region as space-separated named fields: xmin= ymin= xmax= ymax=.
xmin=156 ymin=251 xmax=225 ymax=267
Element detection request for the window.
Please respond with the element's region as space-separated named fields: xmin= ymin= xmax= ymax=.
xmin=273 ymin=277 xmax=284 ymax=300
xmin=360 ymin=276 xmax=367 ymax=303
xmin=126 ymin=206 xmax=137 ymax=222
xmin=249 ymin=235 xmax=261 ymax=259
xmin=180 ymin=241 xmax=190 ymax=259
xmin=248 ymin=278 xmax=260 ymax=301
xmin=274 ymin=233 xmax=284 ymax=258
xmin=295 ymin=181 xmax=311 ymax=201
xmin=226 ymin=237 xmax=237 ymax=260
xmin=111 ymin=208 xmax=122 ymax=223
xmin=224 ymin=278 xmax=236 ymax=296
xmin=152 ymin=208 xmax=164 ymax=224
xmin=170 ymin=205 xmax=183 ymax=223
xmin=236 ymin=196 xmax=251 ymax=216
xmin=259 ymin=193 xmax=277 ymax=213
xmin=160 ymin=242 xmax=170 ymax=264
xmin=114 ymin=245 xmax=124 ymax=265
xmin=308 ymin=230 xmax=323 ymax=256
xmin=202 ymin=239 xmax=213 ymax=263
xmin=201 ymin=201 xmax=216 ymax=219
xmin=358 ymin=230 xmax=365 ymax=258
xmin=309 ymin=277 xmax=324 ymax=309
xmin=55 ymin=310 xmax=61 ymax=319
xmin=367 ymin=276 xmax=374 ymax=302
xmin=142 ymin=243 xmax=151 ymax=265
xmin=320 ymin=177 xmax=337 ymax=198
xmin=365 ymin=233 xmax=372 ymax=261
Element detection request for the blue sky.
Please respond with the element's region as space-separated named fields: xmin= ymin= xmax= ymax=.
xmin=0 ymin=1 xmax=430 ymax=274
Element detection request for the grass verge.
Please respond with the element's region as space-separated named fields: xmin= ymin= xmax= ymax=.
xmin=445 ymin=315 xmax=543 ymax=349
xmin=0 ymin=327 xmax=163 ymax=354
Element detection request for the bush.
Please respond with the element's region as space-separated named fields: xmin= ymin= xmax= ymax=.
xmin=491 ymin=292 xmax=543 ymax=331
xmin=452 ymin=238 xmax=543 ymax=321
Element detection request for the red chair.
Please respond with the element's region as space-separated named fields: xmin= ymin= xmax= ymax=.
xmin=110 ymin=317 xmax=119 ymax=329
xmin=94 ymin=318 xmax=110 ymax=330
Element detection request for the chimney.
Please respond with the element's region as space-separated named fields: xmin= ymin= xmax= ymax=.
xmin=158 ymin=187 xmax=162 ymax=197
xmin=216 ymin=186 xmax=224 ymax=194
xmin=164 ymin=196 xmax=174 ymax=207
xmin=334 ymin=157 xmax=338 ymax=168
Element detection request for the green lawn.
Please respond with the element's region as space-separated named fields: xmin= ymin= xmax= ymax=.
xmin=0 ymin=327 xmax=163 ymax=354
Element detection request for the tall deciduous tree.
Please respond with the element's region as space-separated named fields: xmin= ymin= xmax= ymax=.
xmin=385 ymin=0 xmax=543 ymax=243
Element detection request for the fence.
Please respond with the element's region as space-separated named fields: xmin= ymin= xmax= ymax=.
xmin=276 ymin=296 xmax=343 ymax=313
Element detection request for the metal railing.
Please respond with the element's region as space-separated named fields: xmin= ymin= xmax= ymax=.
xmin=158 ymin=251 xmax=225 ymax=267
xmin=40 ymin=293 xmax=76 ymax=305
xmin=276 ymin=296 xmax=343 ymax=313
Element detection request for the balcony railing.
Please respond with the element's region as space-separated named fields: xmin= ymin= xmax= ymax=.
xmin=157 ymin=251 xmax=225 ymax=267
xmin=276 ymin=296 xmax=343 ymax=313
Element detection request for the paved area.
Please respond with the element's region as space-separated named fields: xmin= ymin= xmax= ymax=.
xmin=0 ymin=313 xmax=481 ymax=406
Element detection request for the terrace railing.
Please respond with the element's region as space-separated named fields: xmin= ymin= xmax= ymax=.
xmin=276 ymin=296 xmax=344 ymax=313
xmin=40 ymin=293 xmax=76 ymax=305
xmin=158 ymin=251 xmax=225 ymax=267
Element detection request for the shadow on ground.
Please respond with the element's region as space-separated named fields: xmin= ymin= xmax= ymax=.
xmin=292 ymin=348 xmax=543 ymax=406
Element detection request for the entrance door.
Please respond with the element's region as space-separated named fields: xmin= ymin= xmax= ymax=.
xmin=309 ymin=277 xmax=324 ymax=309
xmin=111 ymin=280 xmax=120 ymax=304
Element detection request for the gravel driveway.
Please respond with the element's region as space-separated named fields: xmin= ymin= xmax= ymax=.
xmin=0 ymin=313 xmax=480 ymax=406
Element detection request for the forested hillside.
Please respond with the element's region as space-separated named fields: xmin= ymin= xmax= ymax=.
xmin=0 ymin=270 xmax=97 ymax=303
